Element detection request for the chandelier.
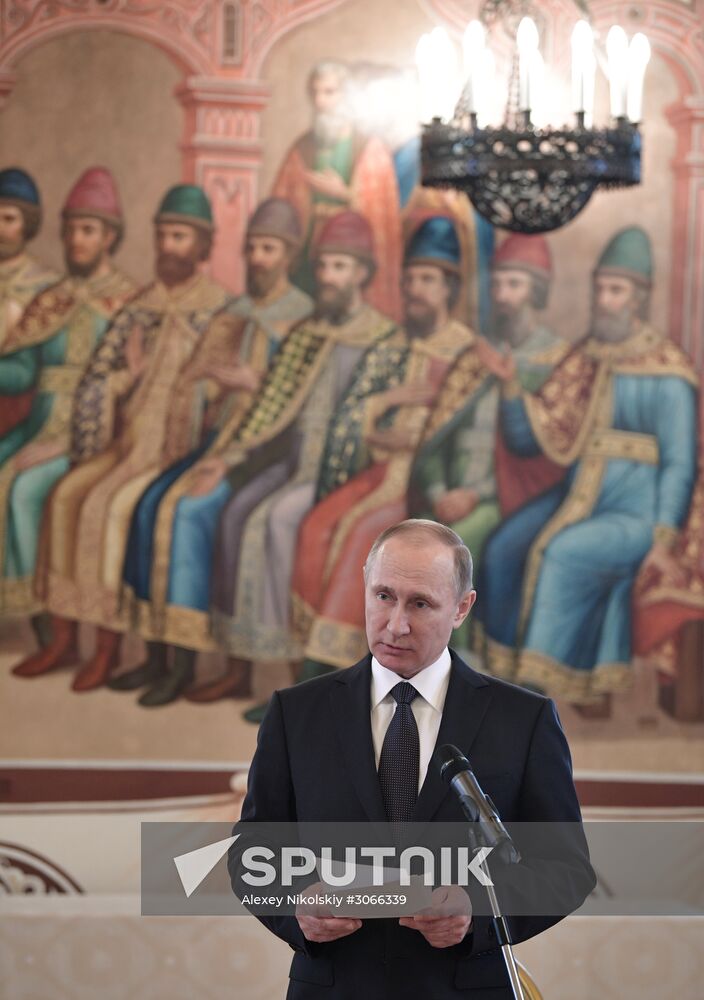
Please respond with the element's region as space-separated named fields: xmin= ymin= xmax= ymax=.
xmin=418 ymin=3 xmax=651 ymax=233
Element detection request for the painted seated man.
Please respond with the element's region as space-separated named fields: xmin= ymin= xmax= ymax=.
xmin=12 ymin=184 xmax=230 ymax=690
xmin=475 ymin=226 xmax=699 ymax=716
xmin=287 ymin=216 xmax=477 ymax=707
xmin=0 ymin=167 xmax=134 ymax=640
xmin=408 ymin=234 xmax=565 ymax=649
xmin=0 ymin=166 xmax=58 ymax=351
xmin=119 ymin=211 xmax=395 ymax=708
xmin=111 ymin=197 xmax=313 ymax=694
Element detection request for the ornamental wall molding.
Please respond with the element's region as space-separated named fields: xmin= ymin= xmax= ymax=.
xmin=0 ymin=0 xmax=350 ymax=78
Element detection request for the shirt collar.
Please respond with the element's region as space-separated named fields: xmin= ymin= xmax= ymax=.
xmin=370 ymin=648 xmax=452 ymax=712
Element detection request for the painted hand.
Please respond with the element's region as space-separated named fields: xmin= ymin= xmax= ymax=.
xmin=433 ymin=488 xmax=480 ymax=525
xmin=641 ymin=542 xmax=686 ymax=588
xmin=475 ymin=337 xmax=517 ymax=382
xmin=365 ymin=427 xmax=417 ymax=452
xmin=126 ymin=324 xmax=147 ymax=379
xmin=188 ymin=456 xmax=227 ymax=497
xmin=383 ymin=382 xmax=437 ymax=409
xmin=14 ymin=439 xmax=64 ymax=471
xmin=202 ymin=363 xmax=261 ymax=393
xmin=304 ymin=168 xmax=352 ymax=202
xmin=399 ymin=885 xmax=473 ymax=949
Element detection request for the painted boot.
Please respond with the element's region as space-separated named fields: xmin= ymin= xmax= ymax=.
xmin=12 ymin=616 xmax=78 ymax=678
xmin=72 ymin=628 xmax=122 ymax=693
xmin=108 ymin=641 xmax=169 ymax=692
xmin=186 ymin=657 xmax=253 ymax=702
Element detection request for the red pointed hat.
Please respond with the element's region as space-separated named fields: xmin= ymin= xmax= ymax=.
xmin=314 ymin=210 xmax=376 ymax=266
xmin=62 ymin=167 xmax=123 ymax=227
xmin=493 ymin=234 xmax=552 ymax=283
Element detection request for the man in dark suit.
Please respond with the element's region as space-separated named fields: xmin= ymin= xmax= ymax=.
xmin=234 ymin=519 xmax=595 ymax=998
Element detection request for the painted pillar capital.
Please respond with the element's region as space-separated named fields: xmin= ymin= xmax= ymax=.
xmin=176 ymin=76 xmax=272 ymax=292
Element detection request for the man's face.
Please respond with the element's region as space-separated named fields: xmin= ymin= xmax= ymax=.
xmin=155 ymin=222 xmax=201 ymax=287
xmin=591 ymin=274 xmax=640 ymax=343
xmin=311 ymin=72 xmax=343 ymax=115
xmin=402 ymin=264 xmax=450 ymax=337
xmin=63 ymin=216 xmax=114 ymax=277
xmin=245 ymin=235 xmax=289 ymax=299
xmin=489 ymin=268 xmax=536 ymax=345
xmin=364 ymin=536 xmax=475 ymax=679
xmin=311 ymin=71 xmax=349 ymax=146
xmin=0 ymin=204 xmax=25 ymax=261
xmin=314 ymin=252 xmax=366 ymax=323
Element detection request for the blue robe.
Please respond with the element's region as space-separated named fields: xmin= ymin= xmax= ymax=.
xmin=476 ymin=369 xmax=698 ymax=702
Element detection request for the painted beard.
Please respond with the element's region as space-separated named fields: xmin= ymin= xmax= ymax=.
xmin=0 ymin=235 xmax=24 ymax=262
xmin=156 ymin=252 xmax=197 ymax=288
xmin=404 ymin=299 xmax=438 ymax=338
xmin=65 ymin=250 xmax=104 ymax=278
xmin=489 ymin=303 xmax=534 ymax=346
xmin=591 ymin=306 xmax=635 ymax=343
xmin=314 ymin=282 xmax=354 ymax=324
xmin=247 ymin=264 xmax=282 ymax=299
xmin=313 ymin=110 xmax=350 ymax=149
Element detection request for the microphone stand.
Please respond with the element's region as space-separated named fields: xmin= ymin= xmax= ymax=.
xmin=463 ymin=797 xmax=526 ymax=1000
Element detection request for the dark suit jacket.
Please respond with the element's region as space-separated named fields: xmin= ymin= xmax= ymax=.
xmin=232 ymin=651 xmax=595 ymax=999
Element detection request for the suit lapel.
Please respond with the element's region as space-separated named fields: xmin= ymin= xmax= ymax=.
xmin=330 ymin=657 xmax=388 ymax=823
xmin=411 ymin=652 xmax=492 ymax=823
xmin=331 ymin=652 xmax=492 ymax=825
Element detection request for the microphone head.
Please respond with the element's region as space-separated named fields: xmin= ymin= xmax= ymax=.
xmin=433 ymin=743 xmax=471 ymax=783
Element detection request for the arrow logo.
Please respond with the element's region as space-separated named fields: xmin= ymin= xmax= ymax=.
xmin=173 ymin=834 xmax=240 ymax=898
xmin=468 ymin=847 xmax=494 ymax=886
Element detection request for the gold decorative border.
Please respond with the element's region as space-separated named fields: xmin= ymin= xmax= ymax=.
xmin=584 ymin=429 xmax=658 ymax=465
xmin=304 ymin=614 xmax=368 ymax=668
xmin=516 ymin=649 xmax=633 ymax=703
xmin=0 ymin=575 xmax=42 ymax=616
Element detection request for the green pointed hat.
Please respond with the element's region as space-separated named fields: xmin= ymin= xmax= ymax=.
xmin=154 ymin=184 xmax=213 ymax=232
xmin=595 ymin=226 xmax=652 ymax=287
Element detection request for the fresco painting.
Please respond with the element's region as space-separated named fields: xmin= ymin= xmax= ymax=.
xmin=0 ymin=0 xmax=702 ymax=782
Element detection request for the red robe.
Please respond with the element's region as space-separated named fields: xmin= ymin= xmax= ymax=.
xmin=272 ymin=130 xmax=402 ymax=321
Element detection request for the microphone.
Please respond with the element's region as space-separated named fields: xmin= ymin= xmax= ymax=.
xmin=433 ymin=743 xmax=520 ymax=863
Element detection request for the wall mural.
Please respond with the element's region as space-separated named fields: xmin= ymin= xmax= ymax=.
xmin=0 ymin=0 xmax=702 ymax=791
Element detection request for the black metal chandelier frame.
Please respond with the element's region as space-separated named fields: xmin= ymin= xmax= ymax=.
xmin=419 ymin=0 xmax=644 ymax=234
xmin=421 ymin=112 xmax=641 ymax=233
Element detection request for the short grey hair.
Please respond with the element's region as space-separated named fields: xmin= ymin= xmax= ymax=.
xmin=307 ymin=60 xmax=350 ymax=94
xmin=363 ymin=519 xmax=473 ymax=597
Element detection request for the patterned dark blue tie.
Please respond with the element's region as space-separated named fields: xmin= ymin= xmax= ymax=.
xmin=378 ymin=681 xmax=420 ymax=823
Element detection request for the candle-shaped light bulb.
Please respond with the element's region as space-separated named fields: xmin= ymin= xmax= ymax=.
xmin=463 ymin=20 xmax=485 ymax=73
xmin=626 ymin=32 xmax=651 ymax=123
xmin=517 ymin=16 xmax=539 ymax=51
xmin=415 ymin=33 xmax=434 ymax=122
xmin=607 ymin=25 xmax=629 ymax=119
xmin=462 ymin=19 xmax=486 ymax=115
xmin=571 ymin=20 xmax=593 ymax=115
xmin=428 ymin=26 xmax=460 ymax=122
xmin=479 ymin=48 xmax=496 ymax=126
xmin=517 ymin=17 xmax=539 ymax=112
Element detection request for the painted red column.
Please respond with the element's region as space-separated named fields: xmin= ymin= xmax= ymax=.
xmin=177 ymin=77 xmax=271 ymax=293
xmin=666 ymin=97 xmax=704 ymax=373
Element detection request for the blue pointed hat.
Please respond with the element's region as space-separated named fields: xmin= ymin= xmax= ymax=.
xmin=0 ymin=167 xmax=40 ymax=208
xmin=404 ymin=216 xmax=461 ymax=274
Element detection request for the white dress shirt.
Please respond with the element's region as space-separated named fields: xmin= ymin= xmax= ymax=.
xmin=371 ymin=648 xmax=452 ymax=793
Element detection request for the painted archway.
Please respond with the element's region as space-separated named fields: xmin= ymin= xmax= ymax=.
xmin=0 ymin=0 xmax=349 ymax=288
